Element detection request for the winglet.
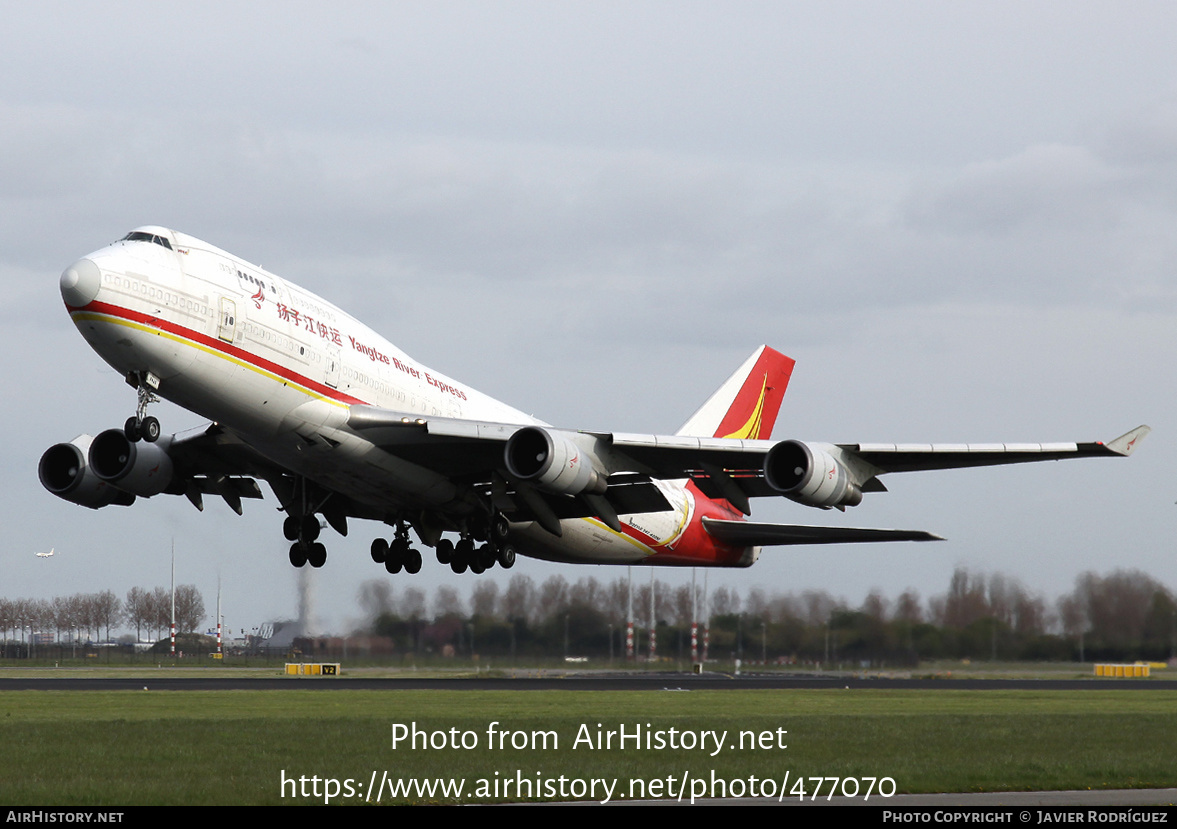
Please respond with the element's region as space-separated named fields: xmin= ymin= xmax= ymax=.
xmin=1106 ymin=425 xmax=1150 ymax=457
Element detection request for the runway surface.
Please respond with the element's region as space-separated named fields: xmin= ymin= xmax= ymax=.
xmin=2 ymin=671 xmax=1176 ymax=691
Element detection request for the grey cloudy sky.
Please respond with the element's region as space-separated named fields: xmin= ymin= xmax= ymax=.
xmin=4 ymin=2 xmax=1175 ymax=634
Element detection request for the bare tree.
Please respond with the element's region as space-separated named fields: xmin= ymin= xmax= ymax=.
xmin=92 ymin=590 xmax=122 ymax=642
xmin=671 ymin=583 xmax=700 ymax=626
xmin=1057 ymin=593 xmax=1087 ymax=639
xmin=173 ymin=585 xmax=205 ymax=633
xmin=1067 ymin=569 xmax=1171 ymax=650
xmin=470 ymin=581 xmax=500 ymax=618
xmin=800 ymin=590 xmax=839 ymax=627
xmin=536 ymin=575 xmax=569 ymax=621
xmin=939 ymin=568 xmax=989 ymax=628
xmin=125 ymin=587 xmax=151 ymax=642
xmin=711 ymin=585 xmax=741 ymax=617
xmin=894 ymin=590 xmax=923 ymax=624
xmin=860 ymin=590 xmax=889 ymax=622
xmin=569 ymin=576 xmax=605 ymax=611
xmin=501 ymin=574 xmax=537 ymax=624
xmin=357 ymin=580 xmax=394 ymax=621
xmin=399 ymin=587 xmax=427 ymax=621
xmin=149 ymin=587 xmax=170 ymax=639
xmin=432 ymin=585 xmax=465 ymax=619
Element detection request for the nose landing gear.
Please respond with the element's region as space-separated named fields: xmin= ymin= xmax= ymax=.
xmin=123 ymin=373 xmax=161 ymax=443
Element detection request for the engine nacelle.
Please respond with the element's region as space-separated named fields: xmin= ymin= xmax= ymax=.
xmin=88 ymin=429 xmax=176 ymax=497
xmin=504 ymin=426 xmax=606 ymax=496
xmin=764 ymin=439 xmax=863 ymax=509
xmin=39 ymin=435 xmax=137 ymax=509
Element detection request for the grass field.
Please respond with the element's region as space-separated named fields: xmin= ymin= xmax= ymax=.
xmin=1 ymin=686 xmax=1174 ymax=805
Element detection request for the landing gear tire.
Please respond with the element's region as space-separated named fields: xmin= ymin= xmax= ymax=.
xmin=140 ymin=416 xmax=161 ymax=443
xmin=497 ymin=543 xmax=516 ymax=569
xmin=124 ymin=417 xmax=141 ymax=443
xmin=384 ymin=555 xmax=403 ymax=575
xmin=405 ymin=548 xmax=422 ymax=575
xmin=452 ymin=537 xmax=475 ymax=573
xmin=289 ymin=543 xmax=308 ymax=568
xmin=478 ymin=543 xmax=496 ymax=571
xmin=308 ymin=542 xmax=327 ymax=568
xmin=284 ymin=516 xmax=301 ymax=542
xmin=470 ymin=544 xmax=490 ymax=575
xmin=492 ymin=513 xmax=510 ymax=542
xmin=435 ymin=538 xmax=454 ymax=565
xmin=301 ymin=516 xmax=320 ymax=542
xmin=370 ymin=538 xmax=388 ymax=563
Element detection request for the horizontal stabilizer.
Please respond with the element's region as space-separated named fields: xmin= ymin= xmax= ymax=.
xmin=701 ymin=517 xmax=943 ymax=546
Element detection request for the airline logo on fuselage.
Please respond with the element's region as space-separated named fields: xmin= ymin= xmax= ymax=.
xmin=348 ymin=335 xmax=469 ymax=401
xmin=269 ymin=283 xmax=471 ymax=402
xmin=276 ymin=302 xmax=344 ymax=346
xmin=349 ymin=334 xmax=391 ymax=364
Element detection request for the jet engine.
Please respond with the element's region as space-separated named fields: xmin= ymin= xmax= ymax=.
xmin=764 ymin=439 xmax=863 ymax=509
xmin=87 ymin=429 xmax=176 ymax=497
xmin=38 ymin=435 xmax=137 ymax=508
xmin=504 ymin=427 xmax=606 ymax=496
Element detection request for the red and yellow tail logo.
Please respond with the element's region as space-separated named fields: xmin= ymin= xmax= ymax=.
xmin=677 ymin=346 xmax=795 ymax=440
xmin=713 ymin=347 xmax=793 ymax=440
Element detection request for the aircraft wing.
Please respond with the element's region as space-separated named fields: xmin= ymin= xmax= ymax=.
xmin=591 ymin=425 xmax=1150 ymax=510
xmin=344 ymin=407 xmax=676 ymax=528
xmin=346 ymin=405 xmax=1148 ymax=517
xmin=841 ymin=423 xmax=1151 ymax=473
xmin=603 ymin=425 xmax=1149 ymax=476
xmin=346 ymin=406 xmax=519 ymax=480
xmin=701 ymin=517 xmax=942 ymax=546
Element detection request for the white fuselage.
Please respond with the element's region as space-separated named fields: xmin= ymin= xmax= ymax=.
xmin=63 ymin=228 xmax=746 ymax=566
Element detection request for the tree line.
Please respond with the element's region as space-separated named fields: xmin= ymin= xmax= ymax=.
xmin=359 ymin=567 xmax=1176 ymax=664
xmin=0 ymin=586 xmax=206 ymax=643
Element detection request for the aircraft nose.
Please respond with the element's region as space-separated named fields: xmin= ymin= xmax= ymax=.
xmin=60 ymin=258 xmax=102 ymax=307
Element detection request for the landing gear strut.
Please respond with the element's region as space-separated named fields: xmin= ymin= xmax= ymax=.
xmin=123 ymin=373 xmax=161 ymax=443
xmin=284 ymin=478 xmax=330 ymax=568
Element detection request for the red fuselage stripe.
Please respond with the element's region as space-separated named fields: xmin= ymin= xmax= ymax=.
xmin=69 ymin=299 xmax=368 ymax=406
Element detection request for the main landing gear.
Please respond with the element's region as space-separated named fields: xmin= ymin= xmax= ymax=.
xmin=370 ymin=522 xmax=422 ymax=575
xmin=287 ymin=507 xmax=517 ymax=576
xmin=123 ymin=373 xmax=161 ymax=443
xmin=282 ymin=478 xmax=337 ymax=569
xmin=435 ymin=514 xmax=516 ymax=575
xmin=367 ymin=513 xmax=517 ymax=576
xmin=286 ymin=514 xmax=327 ymax=568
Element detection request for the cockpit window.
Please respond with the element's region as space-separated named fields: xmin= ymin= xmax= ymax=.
xmin=122 ymin=231 xmax=173 ymax=250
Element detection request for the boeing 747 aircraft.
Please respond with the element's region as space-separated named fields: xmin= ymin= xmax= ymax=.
xmin=40 ymin=227 xmax=1149 ymax=575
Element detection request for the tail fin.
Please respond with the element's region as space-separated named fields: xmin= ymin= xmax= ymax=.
xmin=676 ymin=346 xmax=795 ymax=439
